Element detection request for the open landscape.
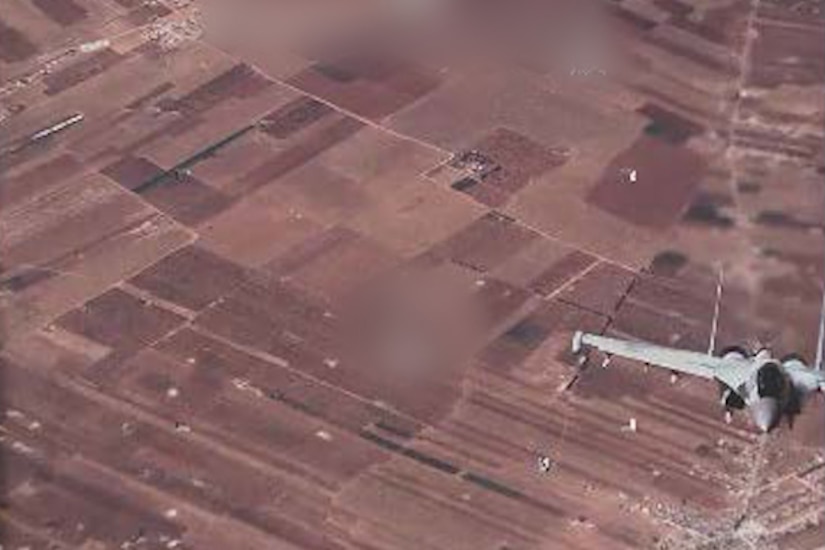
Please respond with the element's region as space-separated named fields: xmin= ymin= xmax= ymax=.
xmin=1 ymin=0 xmax=823 ymax=548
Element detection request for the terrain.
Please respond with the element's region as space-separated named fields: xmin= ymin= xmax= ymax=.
xmin=1 ymin=0 xmax=823 ymax=549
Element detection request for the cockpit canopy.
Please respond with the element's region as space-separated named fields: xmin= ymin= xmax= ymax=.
xmin=756 ymin=361 xmax=786 ymax=399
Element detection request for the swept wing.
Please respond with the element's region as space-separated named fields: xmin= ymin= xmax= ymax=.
xmin=572 ymin=331 xmax=752 ymax=391
xmin=784 ymin=361 xmax=825 ymax=393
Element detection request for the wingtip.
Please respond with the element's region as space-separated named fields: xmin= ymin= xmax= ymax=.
xmin=572 ymin=331 xmax=584 ymax=355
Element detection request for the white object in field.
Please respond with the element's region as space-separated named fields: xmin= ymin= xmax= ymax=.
xmin=537 ymin=455 xmax=553 ymax=473
xmin=622 ymin=418 xmax=637 ymax=432
xmin=29 ymin=113 xmax=84 ymax=141
xmin=619 ymin=167 xmax=637 ymax=183
xmin=79 ymin=39 xmax=110 ymax=53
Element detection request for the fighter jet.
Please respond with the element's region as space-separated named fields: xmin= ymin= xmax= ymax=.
xmin=571 ymin=270 xmax=825 ymax=433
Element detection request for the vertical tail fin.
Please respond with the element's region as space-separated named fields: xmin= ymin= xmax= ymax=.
xmin=707 ymin=266 xmax=724 ymax=356
xmin=815 ymin=272 xmax=825 ymax=371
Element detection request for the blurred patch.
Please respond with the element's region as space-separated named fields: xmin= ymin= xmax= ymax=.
xmin=341 ymin=263 xmax=482 ymax=388
xmin=289 ymin=49 xmax=442 ymax=120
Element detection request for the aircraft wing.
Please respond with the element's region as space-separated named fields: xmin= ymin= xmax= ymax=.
xmin=572 ymin=331 xmax=752 ymax=390
xmin=784 ymin=362 xmax=825 ymax=394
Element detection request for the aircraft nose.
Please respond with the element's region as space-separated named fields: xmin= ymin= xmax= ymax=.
xmin=751 ymin=398 xmax=779 ymax=433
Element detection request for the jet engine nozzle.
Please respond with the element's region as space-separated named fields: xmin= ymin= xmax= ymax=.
xmin=750 ymin=397 xmax=779 ymax=433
